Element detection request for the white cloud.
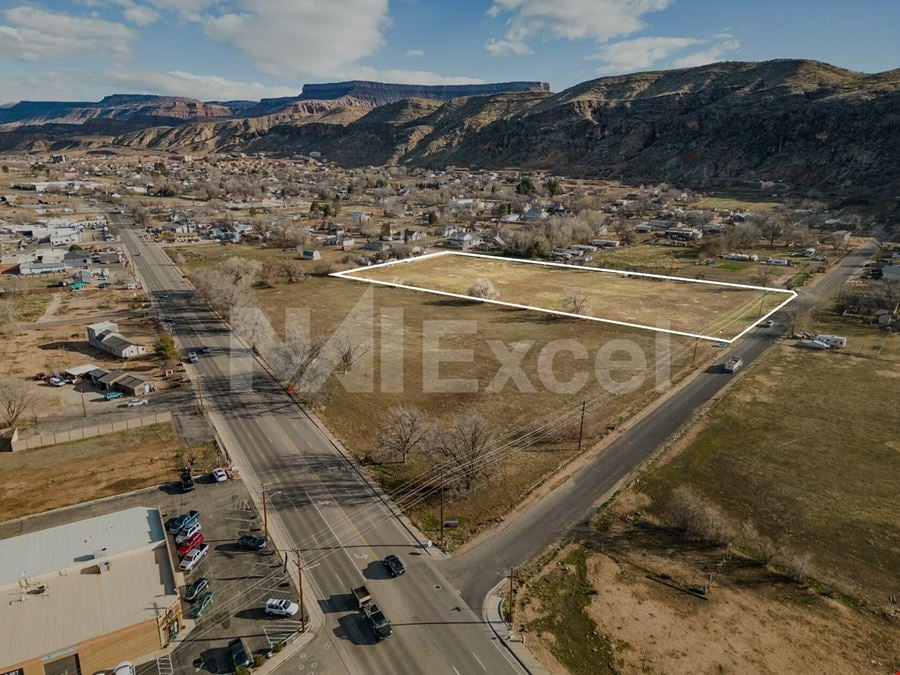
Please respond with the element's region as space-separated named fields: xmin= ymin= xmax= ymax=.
xmin=203 ymin=0 xmax=391 ymax=80
xmin=0 ymin=6 xmax=135 ymax=62
xmin=122 ymin=4 xmax=161 ymax=26
xmin=591 ymin=36 xmax=699 ymax=73
xmin=591 ymin=34 xmax=741 ymax=74
xmin=672 ymin=38 xmax=741 ymax=69
xmin=104 ymin=68 xmax=300 ymax=100
xmin=405 ymin=49 xmax=425 ymax=58
xmin=146 ymin=0 xmax=217 ymax=22
xmin=486 ymin=0 xmax=671 ymax=55
xmin=485 ymin=39 xmax=533 ymax=56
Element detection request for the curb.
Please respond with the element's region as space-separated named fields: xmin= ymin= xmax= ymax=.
xmin=483 ymin=579 xmax=550 ymax=675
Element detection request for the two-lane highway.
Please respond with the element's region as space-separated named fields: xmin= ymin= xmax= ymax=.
xmin=113 ymin=215 xmax=522 ymax=675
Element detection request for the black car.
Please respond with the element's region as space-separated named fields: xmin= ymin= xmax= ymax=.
xmin=229 ymin=638 xmax=252 ymax=669
xmin=383 ymin=554 xmax=406 ymax=577
xmin=200 ymin=345 xmax=210 ymax=354
xmin=184 ymin=577 xmax=209 ymax=602
xmin=237 ymin=535 xmax=267 ymax=551
xmin=180 ymin=471 xmax=195 ymax=493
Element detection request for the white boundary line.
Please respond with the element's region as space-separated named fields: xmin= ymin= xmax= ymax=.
xmin=331 ymin=250 xmax=798 ymax=343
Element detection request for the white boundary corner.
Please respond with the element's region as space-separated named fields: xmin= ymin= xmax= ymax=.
xmin=331 ymin=250 xmax=798 ymax=344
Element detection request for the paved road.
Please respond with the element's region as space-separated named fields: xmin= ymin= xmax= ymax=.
xmin=113 ymin=216 xmax=523 ymax=675
xmin=442 ymin=242 xmax=878 ymax=608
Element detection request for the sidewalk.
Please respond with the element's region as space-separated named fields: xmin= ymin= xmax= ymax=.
xmin=483 ymin=579 xmax=550 ymax=675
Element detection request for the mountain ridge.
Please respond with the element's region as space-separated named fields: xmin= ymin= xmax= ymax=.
xmin=3 ymin=60 xmax=899 ymax=197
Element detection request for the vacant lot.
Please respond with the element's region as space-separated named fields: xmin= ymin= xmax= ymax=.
xmin=0 ymin=422 xmax=217 ymax=520
xmin=342 ymin=252 xmax=790 ymax=339
xmin=637 ymin=326 xmax=899 ymax=605
xmin=523 ymin=525 xmax=899 ymax=674
xmin=165 ymin=244 xmax=717 ymax=546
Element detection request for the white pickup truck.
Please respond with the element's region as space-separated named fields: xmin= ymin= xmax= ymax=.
xmin=724 ymin=357 xmax=743 ymax=373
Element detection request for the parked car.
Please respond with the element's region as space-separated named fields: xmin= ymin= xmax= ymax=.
xmin=180 ymin=471 xmax=195 ymax=493
xmin=33 ymin=372 xmax=47 ymax=381
xmin=48 ymin=377 xmax=65 ymax=387
xmin=760 ymin=319 xmax=775 ymax=328
xmin=187 ymin=352 xmax=199 ymax=364
xmin=212 ymin=467 xmax=228 ymax=483
xmin=168 ymin=510 xmax=199 ymax=533
xmin=229 ymin=638 xmax=252 ymax=669
xmin=189 ymin=591 xmax=214 ymax=618
xmin=383 ymin=554 xmax=406 ymax=577
xmin=184 ymin=577 xmax=209 ymax=602
xmin=177 ymin=532 xmax=205 ymax=557
xmin=126 ymin=398 xmax=148 ymax=407
xmin=110 ymin=663 xmax=135 ymax=675
xmin=237 ymin=535 xmax=267 ymax=551
xmin=104 ymin=390 xmax=123 ymax=401
xmin=265 ymin=598 xmax=300 ymax=617
xmin=179 ymin=543 xmax=209 ymax=571
xmin=200 ymin=345 xmax=211 ymax=354
xmin=175 ymin=522 xmax=202 ymax=544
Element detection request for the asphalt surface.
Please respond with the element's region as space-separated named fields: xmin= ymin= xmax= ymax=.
xmin=441 ymin=241 xmax=877 ymax=608
xmin=113 ymin=215 xmax=523 ymax=675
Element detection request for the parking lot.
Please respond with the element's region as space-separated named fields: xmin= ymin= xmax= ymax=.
xmin=0 ymin=474 xmax=302 ymax=674
xmin=160 ymin=478 xmax=304 ymax=673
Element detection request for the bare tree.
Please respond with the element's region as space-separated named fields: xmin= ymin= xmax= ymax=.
xmin=335 ymin=337 xmax=369 ymax=374
xmin=0 ymin=376 xmax=35 ymax=428
xmin=221 ymin=257 xmax=262 ymax=286
xmin=431 ymin=412 xmax=495 ymax=491
xmin=468 ymin=278 xmax=498 ymax=300
xmin=614 ymin=220 xmax=636 ymax=245
xmin=562 ymin=290 xmax=592 ymax=315
xmin=784 ymin=552 xmax=814 ymax=584
xmin=377 ymin=406 xmax=431 ymax=463
xmin=663 ymin=485 xmax=734 ymax=544
xmin=753 ymin=268 xmax=775 ymax=288
xmin=192 ymin=268 xmax=251 ymax=316
xmin=281 ymin=259 xmax=306 ymax=283
xmin=759 ymin=213 xmax=785 ymax=248
xmin=741 ymin=522 xmax=782 ymax=564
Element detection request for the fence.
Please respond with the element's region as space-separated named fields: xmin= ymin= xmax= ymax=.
xmin=10 ymin=411 xmax=172 ymax=452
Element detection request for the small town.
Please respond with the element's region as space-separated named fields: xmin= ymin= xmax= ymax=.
xmin=0 ymin=3 xmax=897 ymax=675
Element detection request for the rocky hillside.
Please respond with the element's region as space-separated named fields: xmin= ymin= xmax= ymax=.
xmin=4 ymin=61 xmax=899 ymax=196
xmin=296 ymin=80 xmax=550 ymax=106
xmin=0 ymin=94 xmax=233 ymax=129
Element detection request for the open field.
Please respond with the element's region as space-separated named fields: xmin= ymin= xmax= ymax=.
xmin=225 ymin=269 xmax=717 ymax=547
xmin=636 ymin=324 xmax=900 ymax=605
xmin=0 ymin=422 xmax=217 ymax=520
xmin=338 ymin=252 xmax=793 ymax=340
xmin=692 ymin=195 xmax=784 ymax=211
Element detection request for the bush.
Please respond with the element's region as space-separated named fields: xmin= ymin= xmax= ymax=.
xmin=663 ymin=485 xmax=735 ymax=544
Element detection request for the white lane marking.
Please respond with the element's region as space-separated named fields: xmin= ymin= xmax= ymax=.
xmin=452 ymin=667 xmax=461 ymax=675
xmin=472 ymin=653 xmax=487 ymax=671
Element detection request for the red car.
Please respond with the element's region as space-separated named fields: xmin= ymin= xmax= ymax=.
xmin=177 ymin=532 xmax=205 ymax=557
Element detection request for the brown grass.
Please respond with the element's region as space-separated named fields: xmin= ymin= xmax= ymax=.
xmin=0 ymin=422 xmax=192 ymax=520
xmin=343 ymin=252 xmax=787 ymax=339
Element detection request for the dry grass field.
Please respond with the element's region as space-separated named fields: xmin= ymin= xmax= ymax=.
xmin=342 ymin=252 xmax=790 ymax=340
xmin=0 ymin=423 xmax=216 ymax=520
xmin=637 ymin=336 xmax=900 ymax=604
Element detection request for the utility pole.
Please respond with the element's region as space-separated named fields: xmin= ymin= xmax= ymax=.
xmin=81 ymin=390 xmax=87 ymax=418
xmin=439 ymin=467 xmax=445 ymax=548
xmin=294 ymin=548 xmax=306 ymax=633
xmin=576 ymin=400 xmax=586 ymax=452
xmin=260 ymin=482 xmax=269 ymax=539
xmin=508 ymin=568 xmax=517 ymax=628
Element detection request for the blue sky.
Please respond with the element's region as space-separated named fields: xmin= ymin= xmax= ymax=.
xmin=1 ymin=0 xmax=898 ymax=102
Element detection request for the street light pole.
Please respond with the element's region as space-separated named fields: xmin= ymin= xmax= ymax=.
xmin=294 ymin=548 xmax=305 ymax=633
xmin=439 ymin=467 xmax=444 ymax=549
xmin=260 ymin=482 xmax=269 ymax=539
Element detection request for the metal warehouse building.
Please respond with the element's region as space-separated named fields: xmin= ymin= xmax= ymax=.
xmin=0 ymin=507 xmax=184 ymax=675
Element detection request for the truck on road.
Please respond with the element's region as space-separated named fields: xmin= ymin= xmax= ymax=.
xmin=724 ymin=357 xmax=743 ymax=373
xmin=352 ymin=585 xmax=392 ymax=641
